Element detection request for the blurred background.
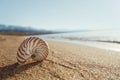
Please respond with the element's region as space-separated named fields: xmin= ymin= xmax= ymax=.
xmin=0 ymin=0 xmax=120 ymax=50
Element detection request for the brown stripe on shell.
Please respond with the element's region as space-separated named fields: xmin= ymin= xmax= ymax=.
xmin=27 ymin=37 xmax=33 ymax=48
xmin=25 ymin=37 xmax=32 ymax=48
xmin=37 ymin=45 xmax=48 ymax=57
xmin=18 ymin=48 xmax=25 ymax=56
xmin=17 ymin=57 xmax=25 ymax=64
xmin=17 ymin=37 xmax=49 ymax=65
xmin=19 ymin=47 xmax=30 ymax=56
xmin=32 ymin=38 xmax=40 ymax=48
xmin=20 ymin=46 xmax=25 ymax=53
xmin=22 ymin=40 xmax=27 ymax=48
xmin=17 ymin=51 xmax=25 ymax=60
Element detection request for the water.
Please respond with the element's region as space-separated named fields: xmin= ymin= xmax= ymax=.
xmin=34 ymin=29 xmax=120 ymax=51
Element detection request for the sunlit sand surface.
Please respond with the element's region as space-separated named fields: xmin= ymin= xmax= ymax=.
xmin=0 ymin=35 xmax=120 ymax=80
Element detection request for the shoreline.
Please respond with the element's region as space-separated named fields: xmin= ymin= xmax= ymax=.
xmin=0 ymin=35 xmax=120 ymax=80
xmin=37 ymin=36 xmax=120 ymax=52
xmin=47 ymin=40 xmax=120 ymax=67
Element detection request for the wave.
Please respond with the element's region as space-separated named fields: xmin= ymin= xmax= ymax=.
xmin=96 ymin=40 xmax=120 ymax=44
xmin=48 ymin=36 xmax=120 ymax=44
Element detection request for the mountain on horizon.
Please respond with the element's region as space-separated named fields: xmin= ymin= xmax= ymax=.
xmin=0 ymin=24 xmax=54 ymax=35
xmin=0 ymin=24 xmax=90 ymax=35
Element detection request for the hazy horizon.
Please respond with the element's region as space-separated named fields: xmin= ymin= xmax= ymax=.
xmin=0 ymin=0 xmax=120 ymax=30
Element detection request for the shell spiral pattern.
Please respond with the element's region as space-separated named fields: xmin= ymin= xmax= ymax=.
xmin=17 ymin=37 xmax=49 ymax=65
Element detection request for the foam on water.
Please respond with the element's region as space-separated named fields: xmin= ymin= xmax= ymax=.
xmin=34 ymin=29 xmax=120 ymax=52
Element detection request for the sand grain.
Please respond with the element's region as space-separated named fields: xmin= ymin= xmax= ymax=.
xmin=0 ymin=35 xmax=120 ymax=80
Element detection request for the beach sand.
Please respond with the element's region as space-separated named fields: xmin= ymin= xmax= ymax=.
xmin=0 ymin=35 xmax=120 ymax=80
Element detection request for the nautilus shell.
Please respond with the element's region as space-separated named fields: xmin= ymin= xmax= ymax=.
xmin=16 ymin=37 xmax=49 ymax=65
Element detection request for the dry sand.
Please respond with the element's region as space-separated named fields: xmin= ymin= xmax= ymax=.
xmin=0 ymin=35 xmax=120 ymax=80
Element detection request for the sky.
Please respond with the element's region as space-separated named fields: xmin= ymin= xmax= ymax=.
xmin=0 ymin=0 xmax=120 ymax=30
